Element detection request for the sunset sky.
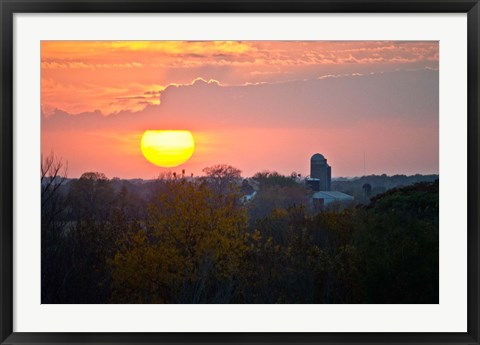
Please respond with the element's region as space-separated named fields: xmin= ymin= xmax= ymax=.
xmin=41 ymin=41 xmax=439 ymax=179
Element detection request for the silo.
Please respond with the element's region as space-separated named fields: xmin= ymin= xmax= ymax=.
xmin=310 ymin=153 xmax=331 ymax=191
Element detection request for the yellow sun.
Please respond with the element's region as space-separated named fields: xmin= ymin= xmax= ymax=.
xmin=140 ymin=130 xmax=195 ymax=167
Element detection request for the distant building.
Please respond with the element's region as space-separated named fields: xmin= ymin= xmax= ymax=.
xmin=308 ymin=153 xmax=331 ymax=191
xmin=240 ymin=178 xmax=258 ymax=203
xmin=306 ymin=178 xmax=320 ymax=192
xmin=242 ymin=191 xmax=257 ymax=203
xmin=306 ymin=153 xmax=354 ymax=210
xmin=312 ymin=191 xmax=354 ymax=210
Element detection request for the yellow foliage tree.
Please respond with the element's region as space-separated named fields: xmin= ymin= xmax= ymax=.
xmin=110 ymin=176 xmax=248 ymax=303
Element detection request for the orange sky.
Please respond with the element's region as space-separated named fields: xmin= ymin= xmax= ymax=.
xmin=41 ymin=41 xmax=439 ymax=179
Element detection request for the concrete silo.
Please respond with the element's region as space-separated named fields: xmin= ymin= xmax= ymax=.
xmin=309 ymin=153 xmax=331 ymax=191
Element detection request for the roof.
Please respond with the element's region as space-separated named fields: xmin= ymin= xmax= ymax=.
xmin=243 ymin=191 xmax=257 ymax=202
xmin=312 ymin=191 xmax=354 ymax=200
xmin=311 ymin=153 xmax=326 ymax=161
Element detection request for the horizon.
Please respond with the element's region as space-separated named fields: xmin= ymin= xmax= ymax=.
xmin=52 ymin=167 xmax=439 ymax=181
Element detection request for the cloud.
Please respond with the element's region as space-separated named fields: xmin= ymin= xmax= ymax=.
xmin=43 ymin=69 xmax=439 ymax=133
xmin=41 ymin=41 xmax=439 ymax=115
xmin=42 ymin=41 xmax=438 ymax=70
xmin=41 ymin=61 xmax=143 ymax=69
xmin=42 ymin=79 xmax=164 ymax=116
xmin=42 ymin=69 xmax=439 ymax=178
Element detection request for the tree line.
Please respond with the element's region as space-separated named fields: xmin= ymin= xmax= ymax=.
xmin=41 ymin=154 xmax=438 ymax=304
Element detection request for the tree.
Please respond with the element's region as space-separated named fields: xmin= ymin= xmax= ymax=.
xmin=110 ymin=175 xmax=249 ymax=303
xmin=41 ymin=152 xmax=69 ymax=303
xmin=68 ymin=172 xmax=115 ymax=222
xmin=248 ymin=183 xmax=309 ymax=220
xmin=61 ymin=172 xmax=119 ymax=303
xmin=201 ymin=164 xmax=242 ymax=194
xmin=202 ymin=164 xmax=242 ymax=180
xmin=252 ymin=170 xmax=298 ymax=188
xmin=41 ymin=152 xmax=68 ymax=212
xmin=355 ymin=181 xmax=439 ymax=303
xmin=247 ymin=171 xmax=309 ymax=222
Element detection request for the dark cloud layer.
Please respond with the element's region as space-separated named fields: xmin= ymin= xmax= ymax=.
xmin=43 ymin=69 xmax=438 ymax=133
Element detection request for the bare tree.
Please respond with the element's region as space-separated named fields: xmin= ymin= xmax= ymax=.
xmin=201 ymin=164 xmax=242 ymax=195
xmin=41 ymin=152 xmax=68 ymax=208
xmin=41 ymin=152 xmax=69 ymax=303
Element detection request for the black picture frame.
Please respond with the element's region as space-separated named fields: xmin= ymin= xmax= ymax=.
xmin=1 ymin=1 xmax=479 ymax=344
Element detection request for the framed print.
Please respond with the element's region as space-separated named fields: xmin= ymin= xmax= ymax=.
xmin=1 ymin=1 xmax=479 ymax=344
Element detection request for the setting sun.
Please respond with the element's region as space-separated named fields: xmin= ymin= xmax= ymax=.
xmin=140 ymin=130 xmax=195 ymax=167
